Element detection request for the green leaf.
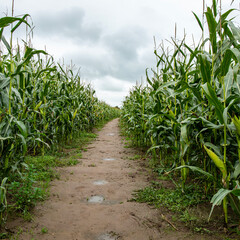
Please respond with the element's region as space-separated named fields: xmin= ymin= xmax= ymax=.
xmin=156 ymin=81 xmax=176 ymax=94
xmin=229 ymin=22 xmax=240 ymax=42
xmin=221 ymin=50 xmax=232 ymax=76
xmin=222 ymin=98 xmax=240 ymax=134
xmin=11 ymin=14 xmax=30 ymax=33
xmin=35 ymin=138 xmax=50 ymax=148
xmin=199 ymin=117 xmax=223 ymax=130
xmin=34 ymin=101 xmax=42 ymax=111
xmin=205 ymin=7 xmax=217 ymax=54
xmin=0 ymin=74 xmax=10 ymax=89
xmin=232 ymin=189 xmax=240 ymax=197
xmin=12 ymin=87 xmax=23 ymax=102
xmin=209 ymin=188 xmax=231 ymax=221
xmin=15 ymin=121 xmax=27 ymax=138
xmin=180 ymin=124 xmax=188 ymax=144
xmin=228 ymin=48 xmax=240 ymax=63
xmin=224 ymin=67 xmax=233 ymax=98
xmin=1 ymin=35 xmax=11 ymax=54
xmin=35 ymin=67 xmax=56 ymax=80
xmin=0 ymin=16 xmax=29 ymax=28
xmin=192 ymin=12 xmax=203 ymax=31
xmin=146 ymin=69 xmax=154 ymax=88
xmin=204 ymin=145 xmax=227 ymax=178
xmin=13 ymin=47 xmax=48 ymax=76
xmin=204 ymin=142 xmax=222 ymax=159
xmin=198 ymin=53 xmax=211 ymax=83
xmin=1 ymin=178 xmax=8 ymax=188
xmin=232 ymin=115 xmax=240 ymax=136
xmin=1 ymin=91 xmax=9 ymax=109
xmin=16 ymin=133 xmax=27 ymax=154
xmin=221 ymin=9 xmax=235 ymax=23
xmin=176 ymin=80 xmax=202 ymax=102
xmin=0 ymin=136 xmax=13 ymax=141
xmin=0 ymin=28 xmax=3 ymax=40
xmin=202 ymin=82 xmax=224 ymax=124
xmin=168 ymin=165 xmax=214 ymax=180
xmin=209 ymin=187 xmax=240 ymax=221
xmin=233 ymin=162 xmax=240 ymax=179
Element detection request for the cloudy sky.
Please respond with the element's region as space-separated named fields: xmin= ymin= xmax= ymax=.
xmin=1 ymin=0 xmax=239 ymax=106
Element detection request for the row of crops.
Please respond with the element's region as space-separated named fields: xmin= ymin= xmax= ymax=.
xmin=121 ymin=1 xmax=240 ymax=224
xmin=0 ymin=15 xmax=120 ymax=225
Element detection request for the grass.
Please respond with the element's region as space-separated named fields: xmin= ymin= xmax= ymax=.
xmin=0 ymin=232 xmax=9 ymax=239
xmin=132 ymin=182 xmax=206 ymax=213
xmin=128 ymin=154 xmax=141 ymax=160
xmin=41 ymin=227 xmax=48 ymax=234
xmin=131 ymin=182 xmax=214 ymax=233
xmin=132 ymin=170 xmax=240 ymax=238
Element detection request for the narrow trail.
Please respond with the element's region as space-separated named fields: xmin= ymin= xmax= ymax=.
xmin=10 ymin=119 xmax=212 ymax=240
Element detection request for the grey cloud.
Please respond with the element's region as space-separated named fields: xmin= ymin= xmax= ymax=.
xmin=103 ymin=85 xmax=123 ymax=92
xmin=34 ymin=7 xmax=102 ymax=42
xmin=61 ymin=24 xmax=154 ymax=83
xmin=83 ymin=27 xmax=152 ymax=81
xmin=68 ymin=51 xmax=148 ymax=83
xmin=67 ymin=52 xmax=113 ymax=79
xmin=65 ymin=41 xmax=154 ymax=84
xmin=103 ymin=27 xmax=147 ymax=61
xmin=69 ymin=51 xmax=153 ymax=84
xmin=96 ymin=79 xmax=124 ymax=92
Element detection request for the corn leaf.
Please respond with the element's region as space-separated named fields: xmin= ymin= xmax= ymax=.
xmin=0 ymin=16 xmax=30 ymax=28
xmin=209 ymin=188 xmax=231 ymax=221
xmin=168 ymin=165 xmax=214 ymax=180
xmin=232 ymin=115 xmax=240 ymax=136
xmin=233 ymin=162 xmax=240 ymax=179
xmin=15 ymin=121 xmax=27 ymax=138
xmin=192 ymin=11 xmax=203 ymax=31
xmin=11 ymin=14 xmax=30 ymax=33
xmin=202 ymin=82 xmax=224 ymax=124
xmin=205 ymin=7 xmax=217 ymax=54
xmin=204 ymin=145 xmax=227 ymax=178
xmin=198 ymin=54 xmax=211 ymax=84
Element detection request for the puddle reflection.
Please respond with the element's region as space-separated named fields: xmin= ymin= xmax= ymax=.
xmin=88 ymin=195 xmax=104 ymax=203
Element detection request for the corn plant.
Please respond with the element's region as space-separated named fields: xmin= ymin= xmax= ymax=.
xmin=121 ymin=0 xmax=240 ymax=224
xmin=0 ymin=13 xmax=120 ymax=225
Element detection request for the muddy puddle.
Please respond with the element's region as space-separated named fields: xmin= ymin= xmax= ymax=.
xmin=93 ymin=180 xmax=108 ymax=185
xmin=88 ymin=195 xmax=104 ymax=203
xmin=106 ymin=133 xmax=115 ymax=136
xmin=103 ymin=158 xmax=116 ymax=161
xmin=87 ymin=196 xmax=121 ymax=205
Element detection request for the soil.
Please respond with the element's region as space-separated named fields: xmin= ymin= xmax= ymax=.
xmin=5 ymin=119 xmax=228 ymax=239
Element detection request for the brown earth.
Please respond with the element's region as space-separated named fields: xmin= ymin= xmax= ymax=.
xmin=7 ymin=119 xmax=224 ymax=240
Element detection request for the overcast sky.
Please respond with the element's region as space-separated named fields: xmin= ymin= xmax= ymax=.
xmin=1 ymin=0 xmax=239 ymax=106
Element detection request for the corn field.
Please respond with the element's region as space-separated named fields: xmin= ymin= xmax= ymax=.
xmin=0 ymin=14 xmax=120 ymax=224
xmin=121 ymin=0 xmax=240 ymax=224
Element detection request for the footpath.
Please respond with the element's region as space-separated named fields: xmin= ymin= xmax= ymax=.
xmin=9 ymin=119 xmax=213 ymax=240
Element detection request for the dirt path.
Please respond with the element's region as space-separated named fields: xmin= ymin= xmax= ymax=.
xmin=9 ymin=119 xmax=213 ymax=240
